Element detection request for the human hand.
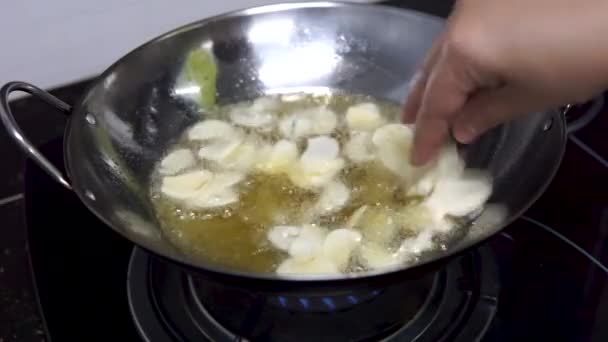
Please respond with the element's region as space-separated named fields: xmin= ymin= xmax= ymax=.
xmin=403 ymin=0 xmax=608 ymax=165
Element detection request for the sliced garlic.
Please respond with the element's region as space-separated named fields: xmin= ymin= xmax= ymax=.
xmin=229 ymin=107 xmax=275 ymax=130
xmin=359 ymin=243 xmax=402 ymax=270
xmin=301 ymin=136 xmax=340 ymax=162
xmin=160 ymin=170 xmax=213 ymax=200
xmin=186 ymin=172 xmax=245 ymax=209
xmin=436 ymin=144 xmax=465 ymax=179
xmin=315 ymin=181 xmax=350 ymax=215
xmin=207 ymin=172 xmax=246 ymax=189
xmin=279 ymin=114 xmax=313 ymax=139
xmin=344 ymin=131 xmax=375 ymax=163
xmin=397 ymin=204 xmax=436 ymax=234
xmin=277 ymin=256 xmax=339 ymax=275
xmin=205 ymin=135 xmax=263 ymax=172
xmin=288 ymin=225 xmax=327 ymax=261
xmin=268 ymin=225 xmax=301 ymax=251
xmin=189 ymin=187 xmax=239 ymax=209
xmin=291 ymin=158 xmax=344 ymax=189
xmin=289 ymin=136 xmax=344 ymax=189
xmin=322 ymin=228 xmax=362 ymax=270
xmin=310 ymin=107 xmax=338 ymax=135
xmin=359 ymin=207 xmax=400 ymax=245
xmin=425 ymin=171 xmax=492 ymax=219
xmin=226 ymin=141 xmax=260 ymax=172
xmin=346 ymin=205 xmax=368 ymax=228
xmin=159 ymin=149 xmax=196 ymax=175
xmin=188 ymin=120 xmax=239 ymax=141
xmin=346 ymin=102 xmax=385 ymax=131
xmin=407 ymin=172 xmax=436 ymax=197
xmin=251 ymin=96 xmax=280 ymax=112
xmin=278 ymin=107 xmax=337 ymax=139
xmin=280 ymin=93 xmax=304 ymax=102
xmin=198 ymin=139 xmax=242 ymax=163
xmin=429 ymin=218 xmax=456 ymax=233
xmin=372 ymin=124 xmax=418 ymax=180
xmin=406 ymin=144 xmax=464 ymax=197
xmin=398 ymin=229 xmax=435 ymax=255
xmin=232 ymin=97 xmax=281 ymax=132
xmin=255 ymin=140 xmax=299 ymax=174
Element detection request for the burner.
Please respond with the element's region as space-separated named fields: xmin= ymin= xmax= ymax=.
xmin=128 ymin=246 xmax=499 ymax=342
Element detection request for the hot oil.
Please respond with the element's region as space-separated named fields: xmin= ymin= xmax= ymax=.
xmin=151 ymin=92 xmax=423 ymax=274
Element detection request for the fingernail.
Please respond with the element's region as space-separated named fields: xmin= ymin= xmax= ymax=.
xmin=453 ymin=124 xmax=478 ymax=144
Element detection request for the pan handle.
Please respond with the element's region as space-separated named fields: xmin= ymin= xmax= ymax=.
xmin=0 ymin=81 xmax=72 ymax=190
xmin=563 ymin=96 xmax=605 ymax=133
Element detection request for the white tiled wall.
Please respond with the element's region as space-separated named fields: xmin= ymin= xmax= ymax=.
xmin=1 ymin=0 xmax=375 ymax=90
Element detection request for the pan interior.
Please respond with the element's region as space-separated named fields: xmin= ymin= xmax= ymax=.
xmin=65 ymin=3 xmax=565 ymax=280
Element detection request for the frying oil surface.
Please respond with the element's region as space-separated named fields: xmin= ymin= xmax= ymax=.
xmin=150 ymin=92 xmax=493 ymax=276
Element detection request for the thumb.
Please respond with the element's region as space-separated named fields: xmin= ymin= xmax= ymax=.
xmin=451 ymin=86 xmax=540 ymax=144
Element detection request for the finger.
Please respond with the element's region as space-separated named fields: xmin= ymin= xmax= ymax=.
xmin=451 ymin=86 xmax=538 ymax=144
xmin=402 ymin=36 xmax=445 ymax=124
xmin=411 ymin=117 xmax=450 ymax=165
xmin=402 ymin=71 xmax=427 ymax=123
xmin=410 ymin=50 xmax=472 ymax=165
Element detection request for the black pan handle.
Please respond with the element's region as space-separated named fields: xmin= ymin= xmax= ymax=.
xmin=0 ymin=81 xmax=72 ymax=190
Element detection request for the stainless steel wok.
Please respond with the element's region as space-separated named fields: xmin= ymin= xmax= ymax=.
xmin=0 ymin=2 xmax=583 ymax=287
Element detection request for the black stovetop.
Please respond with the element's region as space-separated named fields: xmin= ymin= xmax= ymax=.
xmin=24 ymin=126 xmax=608 ymax=341
xmin=3 ymin=0 xmax=608 ymax=341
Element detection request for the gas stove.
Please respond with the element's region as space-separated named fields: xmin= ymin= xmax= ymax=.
xmin=19 ymin=2 xmax=608 ymax=342
xmin=24 ymin=99 xmax=608 ymax=342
